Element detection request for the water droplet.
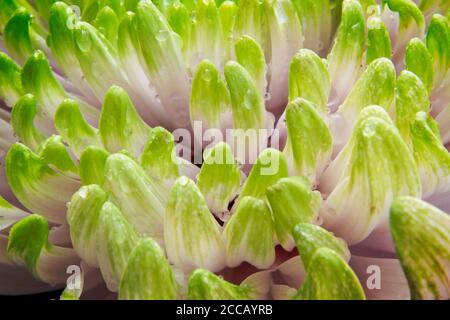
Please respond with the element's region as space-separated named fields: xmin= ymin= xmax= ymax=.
xmin=202 ymin=68 xmax=212 ymax=82
xmin=178 ymin=176 xmax=189 ymax=186
xmin=351 ymin=23 xmax=361 ymax=31
xmin=156 ymin=30 xmax=170 ymax=42
xmin=78 ymin=188 xmax=88 ymax=199
xmin=75 ymin=28 xmax=92 ymax=52
xmin=362 ymin=123 xmax=376 ymax=137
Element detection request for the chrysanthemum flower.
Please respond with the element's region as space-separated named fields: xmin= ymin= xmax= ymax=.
xmin=0 ymin=0 xmax=449 ymax=300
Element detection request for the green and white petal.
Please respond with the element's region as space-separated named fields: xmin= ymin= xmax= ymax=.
xmin=99 ymin=86 xmax=151 ymax=156
xmin=79 ymin=146 xmax=109 ymax=186
xmin=96 ymin=201 xmax=140 ymax=292
xmin=395 ymin=70 xmax=430 ymax=146
xmin=381 ymin=0 xmax=425 ymax=67
xmin=335 ymin=58 xmax=396 ymax=149
xmin=234 ymin=35 xmax=266 ymax=98
xmin=267 ymin=177 xmax=322 ymax=251
xmin=117 ymin=11 xmax=167 ymax=127
xmin=67 ymin=185 xmax=108 ymax=267
xmin=264 ymin=0 xmax=303 ymax=112
xmin=136 ymin=0 xmax=191 ymax=129
xmin=166 ymin=2 xmax=192 ymax=59
xmin=320 ymin=111 xmax=421 ymax=245
xmin=7 ymin=214 xmax=80 ymax=285
xmin=55 ymin=99 xmax=102 ymax=158
xmin=119 ymin=238 xmax=179 ymax=300
xmin=21 ymin=50 xmax=67 ymax=117
xmin=410 ymin=112 xmax=450 ymax=198
xmin=165 ymin=176 xmax=225 ymax=272
xmin=224 ymin=196 xmax=275 ymax=269
xmin=140 ymin=126 xmax=179 ymax=187
xmin=4 ymin=8 xmax=47 ymax=64
xmin=55 ymin=99 xmax=102 ymax=157
xmin=327 ymin=0 xmax=365 ymax=108
xmin=288 ymin=49 xmax=330 ymax=114
xmin=22 ymin=50 xmax=99 ymax=124
xmin=295 ymin=248 xmax=366 ymax=300
xmin=48 ymin=2 xmax=99 ymax=104
xmin=366 ymin=17 xmax=393 ymax=65
xmin=283 ymin=98 xmax=333 ymax=185
xmin=5 ymin=143 xmax=80 ymax=223
xmin=219 ymin=0 xmax=238 ymax=61
xmin=37 ymin=135 xmax=79 ymax=178
xmin=190 ymin=60 xmax=231 ymax=131
xmin=0 ymin=51 xmax=23 ymax=107
xmin=73 ymin=21 xmax=129 ymax=101
xmin=104 ymin=153 xmax=167 ymax=241
xmin=239 ymin=148 xmax=288 ymax=202
xmin=426 ymin=14 xmax=449 ymax=88
xmin=187 ymin=268 xmax=251 ymax=300
xmin=197 ymin=142 xmax=240 ymax=217
xmin=224 ymin=60 xmax=267 ymax=130
xmin=11 ymin=94 xmax=46 ymax=151
xmin=0 ymin=0 xmax=39 ymax=31
xmin=224 ymin=62 xmax=274 ymax=165
xmin=390 ymin=196 xmax=450 ymax=300
xmin=405 ymin=38 xmax=434 ymax=94
xmin=190 ymin=0 xmax=224 ymax=67
xmin=93 ymin=6 xmax=119 ymax=46
xmin=292 ymin=223 xmax=350 ymax=269
xmin=291 ymin=0 xmax=332 ymax=54
xmin=234 ymin=0 xmax=268 ymax=57
xmin=322 ymin=105 xmax=394 ymax=192
xmin=0 ymin=195 xmax=28 ymax=232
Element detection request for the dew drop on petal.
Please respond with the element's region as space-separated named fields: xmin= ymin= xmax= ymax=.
xmin=362 ymin=122 xmax=376 ymax=137
xmin=202 ymin=68 xmax=212 ymax=82
xmin=156 ymin=30 xmax=170 ymax=42
xmin=75 ymin=28 xmax=92 ymax=52
xmin=78 ymin=188 xmax=88 ymax=199
xmin=178 ymin=177 xmax=189 ymax=186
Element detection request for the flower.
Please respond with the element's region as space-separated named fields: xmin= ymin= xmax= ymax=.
xmin=0 ymin=0 xmax=449 ymax=300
